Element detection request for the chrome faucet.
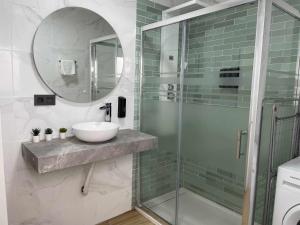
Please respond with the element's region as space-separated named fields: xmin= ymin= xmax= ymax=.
xmin=99 ymin=103 xmax=111 ymax=122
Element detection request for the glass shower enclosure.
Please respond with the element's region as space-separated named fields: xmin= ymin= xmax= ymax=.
xmin=137 ymin=0 xmax=300 ymax=225
xmin=90 ymin=35 xmax=123 ymax=100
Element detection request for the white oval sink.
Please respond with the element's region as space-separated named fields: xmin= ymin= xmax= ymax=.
xmin=72 ymin=122 xmax=119 ymax=143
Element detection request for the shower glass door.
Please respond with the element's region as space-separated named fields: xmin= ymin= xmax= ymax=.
xmin=139 ymin=1 xmax=300 ymax=224
xmin=178 ymin=3 xmax=258 ymax=225
xmin=139 ymin=22 xmax=183 ymax=224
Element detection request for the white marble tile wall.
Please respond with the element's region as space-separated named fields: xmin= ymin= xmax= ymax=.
xmin=0 ymin=0 xmax=136 ymax=224
xmin=0 ymin=113 xmax=8 ymax=225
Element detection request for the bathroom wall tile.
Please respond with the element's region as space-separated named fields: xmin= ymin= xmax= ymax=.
xmin=0 ymin=94 xmax=135 ymax=146
xmin=2 ymin=141 xmax=33 ymax=184
xmin=0 ymin=51 xmax=13 ymax=96
xmin=11 ymin=0 xmax=67 ymax=52
xmin=2 ymin=97 xmax=134 ymax=224
xmin=0 ymin=0 xmax=12 ymax=50
xmin=14 ymin=0 xmax=67 ymax=16
xmin=135 ymin=0 xmax=174 ymax=205
xmin=12 ymin=52 xmax=49 ymax=97
xmin=0 ymin=0 xmax=137 ymax=224
xmin=0 ymin=113 xmax=8 ymax=225
xmin=140 ymin=2 xmax=300 ymax=108
xmin=11 ymin=3 xmax=42 ymax=52
xmin=1 ymin=98 xmax=85 ymax=142
xmin=0 ymin=96 xmax=128 ymax=182
xmin=5 ymin=155 xmax=132 ymax=225
xmin=137 ymin=4 xmax=300 ymax=225
xmin=134 ymin=0 xmax=167 ymax=130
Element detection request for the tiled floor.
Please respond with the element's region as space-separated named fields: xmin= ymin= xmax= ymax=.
xmin=98 ymin=210 xmax=155 ymax=225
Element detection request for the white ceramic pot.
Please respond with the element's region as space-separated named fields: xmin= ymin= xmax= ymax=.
xmin=45 ymin=134 xmax=52 ymax=142
xmin=60 ymin=132 xmax=66 ymax=140
xmin=32 ymin=135 xmax=40 ymax=143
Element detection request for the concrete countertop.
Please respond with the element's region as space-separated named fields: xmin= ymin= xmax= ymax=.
xmin=22 ymin=129 xmax=158 ymax=174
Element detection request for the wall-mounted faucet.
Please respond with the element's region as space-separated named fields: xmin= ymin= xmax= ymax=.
xmin=99 ymin=103 xmax=111 ymax=122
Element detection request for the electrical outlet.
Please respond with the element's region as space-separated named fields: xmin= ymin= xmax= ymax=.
xmin=34 ymin=95 xmax=56 ymax=106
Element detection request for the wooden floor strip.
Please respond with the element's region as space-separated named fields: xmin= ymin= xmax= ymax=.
xmin=97 ymin=210 xmax=155 ymax=225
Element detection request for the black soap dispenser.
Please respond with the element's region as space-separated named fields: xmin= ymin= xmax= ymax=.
xmin=118 ymin=96 xmax=126 ymax=118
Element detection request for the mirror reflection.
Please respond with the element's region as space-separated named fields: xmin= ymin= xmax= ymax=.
xmin=33 ymin=7 xmax=124 ymax=103
xmin=90 ymin=35 xmax=123 ymax=100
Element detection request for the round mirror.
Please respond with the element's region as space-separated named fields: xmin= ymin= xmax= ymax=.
xmin=33 ymin=7 xmax=124 ymax=103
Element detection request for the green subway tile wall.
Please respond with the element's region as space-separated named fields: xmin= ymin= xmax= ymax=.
xmin=134 ymin=0 xmax=178 ymax=208
xmin=134 ymin=0 xmax=168 ymax=128
xmin=181 ymin=3 xmax=258 ymax=217
xmin=182 ymin=3 xmax=257 ymax=109
xmin=254 ymin=3 xmax=300 ymax=224
xmin=180 ymin=4 xmax=299 ymax=224
xmin=266 ymin=4 xmax=300 ymax=99
xmin=139 ymin=25 xmax=181 ymax=201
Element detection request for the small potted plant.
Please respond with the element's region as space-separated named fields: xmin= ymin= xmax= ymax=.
xmin=59 ymin=128 xmax=67 ymax=140
xmin=32 ymin=128 xmax=41 ymax=143
xmin=45 ymin=128 xmax=53 ymax=142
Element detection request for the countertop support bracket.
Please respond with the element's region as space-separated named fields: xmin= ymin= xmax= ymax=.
xmin=81 ymin=163 xmax=96 ymax=195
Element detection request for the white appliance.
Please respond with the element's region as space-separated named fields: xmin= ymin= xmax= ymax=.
xmin=273 ymin=157 xmax=300 ymax=225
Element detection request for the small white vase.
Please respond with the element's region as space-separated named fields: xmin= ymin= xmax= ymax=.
xmin=59 ymin=132 xmax=66 ymax=140
xmin=45 ymin=134 xmax=52 ymax=142
xmin=32 ymin=135 xmax=40 ymax=143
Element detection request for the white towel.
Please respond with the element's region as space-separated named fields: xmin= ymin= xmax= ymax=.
xmin=59 ymin=60 xmax=76 ymax=75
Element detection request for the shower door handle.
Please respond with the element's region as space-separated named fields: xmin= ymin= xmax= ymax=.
xmin=236 ymin=129 xmax=248 ymax=159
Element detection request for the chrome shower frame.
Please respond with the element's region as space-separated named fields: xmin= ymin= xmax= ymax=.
xmin=137 ymin=0 xmax=300 ymax=225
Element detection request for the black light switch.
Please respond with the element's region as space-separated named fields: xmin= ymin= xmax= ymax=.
xmin=34 ymin=95 xmax=56 ymax=106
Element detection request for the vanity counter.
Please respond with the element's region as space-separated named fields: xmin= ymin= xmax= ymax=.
xmin=22 ymin=129 xmax=157 ymax=174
